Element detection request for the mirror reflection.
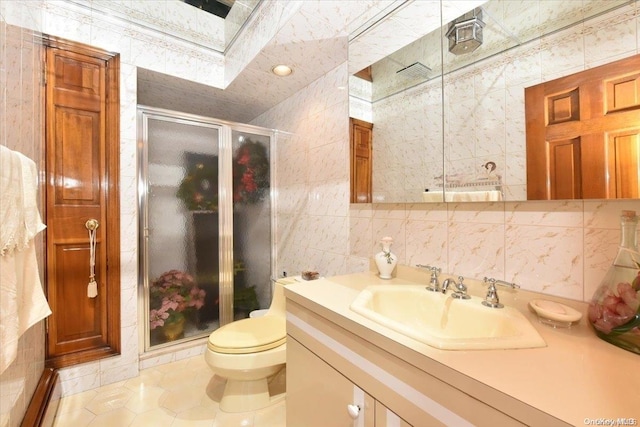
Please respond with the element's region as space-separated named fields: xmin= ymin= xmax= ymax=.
xmin=349 ymin=0 xmax=637 ymax=203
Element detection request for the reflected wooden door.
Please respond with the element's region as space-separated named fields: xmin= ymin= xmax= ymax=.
xmin=350 ymin=118 xmax=373 ymax=203
xmin=45 ymin=38 xmax=120 ymax=368
xmin=526 ymin=54 xmax=640 ymax=200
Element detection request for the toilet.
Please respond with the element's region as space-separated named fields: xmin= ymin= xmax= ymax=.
xmin=204 ymin=277 xmax=294 ymax=412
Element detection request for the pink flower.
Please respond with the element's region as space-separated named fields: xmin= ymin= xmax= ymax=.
xmin=150 ymin=308 xmax=169 ymax=329
xmin=149 ymin=269 xmax=206 ymax=330
xmin=241 ymin=169 xmax=257 ymax=192
xmin=189 ymin=287 xmax=206 ymax=309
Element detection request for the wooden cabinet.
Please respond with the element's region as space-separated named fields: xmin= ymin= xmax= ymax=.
xmin=350 ymin=118 xmax=373 ymax=203
xmin=525 ymin=54 xmax=640 ymax=200
xmin=44 ymin=37 xmax=120 ymax=368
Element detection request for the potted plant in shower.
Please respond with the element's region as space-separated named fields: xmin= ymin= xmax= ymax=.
xmin=149 ymin=269 xmax=206 ymax=342
xmin=233 ymin=139 xmax=269 ymax=205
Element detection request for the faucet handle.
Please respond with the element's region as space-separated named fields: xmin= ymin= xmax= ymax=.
xmin=483 ymin=276 xmax=519 ymax=289
xmin=417 ymin=264 xmax=441 ymax=275
xmin=417 ymin=264 xmax=441 ymax=292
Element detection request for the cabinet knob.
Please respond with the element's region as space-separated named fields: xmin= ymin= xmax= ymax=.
xmin=347 ymin=404 xmax=360 ymax=419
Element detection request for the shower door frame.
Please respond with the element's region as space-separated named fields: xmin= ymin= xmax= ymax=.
xmin=137 ymin=106 xmax=276 ymax=353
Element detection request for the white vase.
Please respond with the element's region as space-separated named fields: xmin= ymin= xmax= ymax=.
xmin=375 ymin=237 xmax=397 ymax=279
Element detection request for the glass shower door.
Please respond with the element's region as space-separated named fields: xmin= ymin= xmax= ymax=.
xmin=230 ymin=130 xmax=273 ymax=319
xmin=141 ymin=113 xmax=222 ymax=349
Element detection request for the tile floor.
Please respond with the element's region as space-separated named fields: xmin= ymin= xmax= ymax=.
xmin=52 ymin=354 xmax=286 ymax=426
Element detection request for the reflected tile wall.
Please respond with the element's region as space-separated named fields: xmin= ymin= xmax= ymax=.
xmin=371 ymin=3 xmax=640 ymax=200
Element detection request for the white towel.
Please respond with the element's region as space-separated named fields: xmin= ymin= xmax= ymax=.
xmin=0 ymin=146 xmax=50 ymax=374
xmin=446 ymin=190 xmax=503 ymax=202
xmin=16 ymin=151 xmax=46 ymax=240
xmin=0 ymin=147 xmax=45 ymax=255
xmin=0 ymin=145 xmax=22 ymax=255
xmin=422 ymin=191 xmax=444 ymax=202
xmin=0 ymin=241 xmax=52 ymax=374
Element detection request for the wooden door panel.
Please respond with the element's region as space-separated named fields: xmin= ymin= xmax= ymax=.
xmin=579 ymin=134 xmax=609 ymax=198
xmin=45 ymin=38 xmax=120 ymax=368
xmin=610 ymin=130 xmax=640 ymax=198
xmin=55 ymin=108 xmax=101 ymax=204
xmin=526 ymin=53 xmax=640 ymax=199
xmin=546 ymin=88 xmax=579 ymax=124
xmin=548 ymin=138 xmax=581 ymax=199
xmin=54 ymin=53 xmax=103 ymax=104
xmin=53 ymin=244 xmax=104 ymax=347
xmin=606 ymin=72 xmax=640 ymax=113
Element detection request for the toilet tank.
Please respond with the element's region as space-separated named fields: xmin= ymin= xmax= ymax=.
xmin=266 ymin=277 xmax=297 ymax=317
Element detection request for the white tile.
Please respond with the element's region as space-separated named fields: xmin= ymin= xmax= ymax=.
xmin=505 ymin=224 xmax=584 ymax=300
xmin=448 ymin=222 xmax=505 ymax=278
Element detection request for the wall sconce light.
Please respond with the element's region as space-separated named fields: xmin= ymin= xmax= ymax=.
xmin=445 ymin=8 xmax=485 ymax=55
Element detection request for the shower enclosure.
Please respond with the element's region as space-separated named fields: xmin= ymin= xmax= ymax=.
xmin=137 ymin=106 xmax=275 ymax=351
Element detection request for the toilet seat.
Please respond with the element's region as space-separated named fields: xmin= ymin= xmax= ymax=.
xmin=208 ymin=315 xmax=286 ymax=354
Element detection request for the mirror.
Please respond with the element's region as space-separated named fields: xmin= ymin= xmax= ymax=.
xmin=349 ymin=0 xmax=636 ymax=203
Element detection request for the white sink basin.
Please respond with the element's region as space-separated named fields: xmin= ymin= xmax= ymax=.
xmin=349 ymin=285 xmax=546 ymax=350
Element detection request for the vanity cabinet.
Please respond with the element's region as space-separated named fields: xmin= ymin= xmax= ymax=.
xmin=285 ymin=296 xmax=562 ymax=427
xmin=375 ymin=402 xmax=413 ymax=427
xmin=287 ymin=337 xmax=375 ymax=426
xmin=288 ymin=335 xmax=413 ymax=426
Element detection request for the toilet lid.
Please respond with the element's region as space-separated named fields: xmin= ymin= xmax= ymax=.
xmin=207 ymin=315 xmax=286 ymax=354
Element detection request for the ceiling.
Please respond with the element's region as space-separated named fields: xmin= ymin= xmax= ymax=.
xmin=137 ymin=1 xmax=393 ymax=124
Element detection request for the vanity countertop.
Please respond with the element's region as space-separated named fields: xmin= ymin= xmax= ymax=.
xmin=284 ymin=267 xmax=640 ymax=426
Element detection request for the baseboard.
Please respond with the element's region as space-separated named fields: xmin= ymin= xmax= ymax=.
xmin=21 ymin=368 xmax=61 ymax=427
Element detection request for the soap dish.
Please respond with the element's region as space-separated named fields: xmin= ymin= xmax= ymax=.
xmin=529 ymin=299 xmax=582 ymax=328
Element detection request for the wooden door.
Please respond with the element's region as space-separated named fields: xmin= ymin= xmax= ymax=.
xmin=45 ymin=38 xmax=120 ymax=368
xmin=350 ymin=118 xmax=373 ymax=203
xmin=525 ymin=54 xmax=640 ymax=200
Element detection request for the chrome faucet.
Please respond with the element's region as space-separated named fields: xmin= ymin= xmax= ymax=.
xmin=417 ymin=264 xmax=441 ymax=292
xmin=482 ymin=277 xmax=519 ymax=308
xmin=442 ymin=276 xmax=471 ymax=299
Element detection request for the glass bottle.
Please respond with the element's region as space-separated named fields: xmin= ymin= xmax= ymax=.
xmin=374 ymin=236 xmax=397 ymax=279
xmin=588 ymin=210 xmax=640 ymax=355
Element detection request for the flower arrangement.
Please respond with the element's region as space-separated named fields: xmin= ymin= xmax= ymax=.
xmin=177 ymin=161 xmax=218 ymax=211
xmin=233 ymin=140 xmax=269 ymax=204
xmin=149 ymin=269 xmax=206 ymax=330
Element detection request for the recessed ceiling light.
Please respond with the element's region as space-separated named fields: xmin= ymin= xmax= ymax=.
xmin=272 ymin=65 xmax=293 ymax=77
